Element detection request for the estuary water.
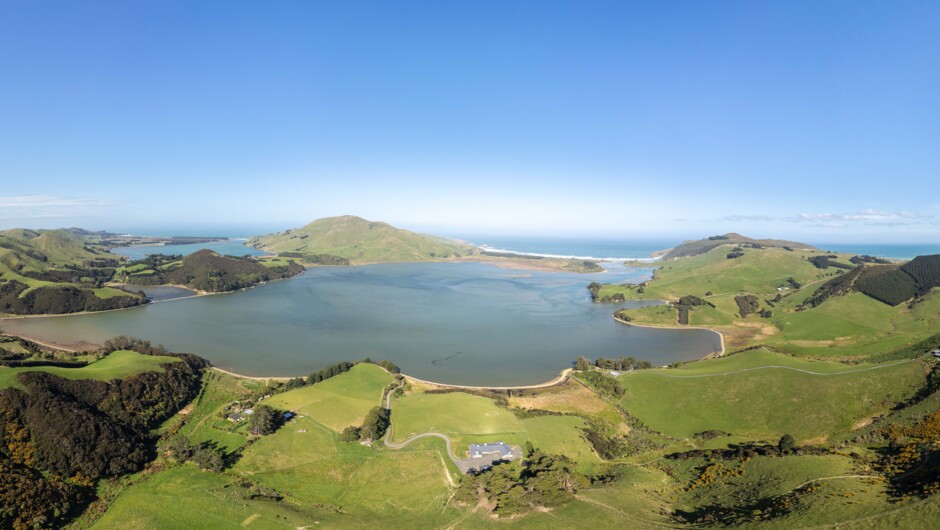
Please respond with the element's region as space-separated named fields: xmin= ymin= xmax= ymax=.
xmin=111 ymin=239 xmax=267 ymax=260
xmin=0 ymin=262 xmax=720 ymax=386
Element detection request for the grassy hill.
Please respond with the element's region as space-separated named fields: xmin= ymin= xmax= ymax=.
xmin=617 ymin=348 xmax=923 ymax=441
xmin=247 ymin=215 xmax=471 ymax=263
xmin=598 ymin=244 xmax=940 ymax=359
xmin=0 ymin=229 xmax=145 ymax=315
xmin=659 ymin=232 xmax=817 ymax=260
xmin=0 ymin=349 xmax=179 ymax=390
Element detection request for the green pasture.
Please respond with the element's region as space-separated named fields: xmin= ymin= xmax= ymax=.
xmin=765 ymin=290 xmax=940 ymax=358
xmin=388 ymin=391 xmax=528 ymax=455
xmin=0 ymin=349 xmax=178 ymax=390
xmin=618 ymin=349 xmax=924 ymax=441
xmin=263 ymin=363 xmax=392 ymax=432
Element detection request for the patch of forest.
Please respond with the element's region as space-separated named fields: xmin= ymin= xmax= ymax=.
xmin=0 ymin=337 xmax=207 ymax=529
xmin=801 ymin=254 xmax=940 ymax=308
xmin=118 ymin=250 xmax=304 ymax=292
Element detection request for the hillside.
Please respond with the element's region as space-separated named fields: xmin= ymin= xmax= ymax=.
xmin=597 ymin=244 xmax=940 ymax=359
xmin=247 ymin=215 xmax=471 ymax=263
xmin=115 ymin=250 xmax=304 ymax=293
xmin=79 ymin=349 xmax=940 ymax=529
xmin=659 ymin=233 xmax=817 ymax=260
xmin=0 ymin=337 xmax=206 ymax=530
xmin=0 ymin=229 xmax=145 ymax=315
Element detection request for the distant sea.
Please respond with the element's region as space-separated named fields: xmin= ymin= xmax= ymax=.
xmin=455 ymin=235 xmax=673 ymax=261
xmin=109 ymin=228 xmax=938 ymax=262
xmin=462 ymin=236 xmax=940 ymax=262
xmin=812 ymin=244 xmax=940 ymax=260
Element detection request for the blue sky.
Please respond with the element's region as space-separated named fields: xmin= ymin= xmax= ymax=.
xmin=1 ymin=1 xmax=938 ymax=242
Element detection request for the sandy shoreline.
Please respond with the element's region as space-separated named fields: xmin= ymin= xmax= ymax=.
xmin=208 ymin=365 xmax=574 ymax=390
xmin=612 ymin=314 xmax=726 ymax=358
xmin=209 ymin=366 xmax=297 ymax=382
xmin=0 ymin=331 xmax=96 ymax=353
xmin=402 ymin=368 xmax=572 ymax=391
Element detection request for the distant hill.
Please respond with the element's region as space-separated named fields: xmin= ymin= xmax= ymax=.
xmin=0 ymin=228 xmax=103 ymax=265
xmin=0 ymin=229 xmax=145 ymax=315
xmin=659 ymin=233 xmax=817 ymax=260
xmin=247 ymin=216 xmax=471 ymax=263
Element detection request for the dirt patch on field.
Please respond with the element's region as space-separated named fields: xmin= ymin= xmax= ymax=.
xmin=509 ymin=383 xmax=609 ymax=416
xmin=800 ymin=435 xmax=829 ymax=445
xmin=719 ymin=324 xmax=770 ymax=349
xmin=789 ymin=340 xmax=835 ymax=348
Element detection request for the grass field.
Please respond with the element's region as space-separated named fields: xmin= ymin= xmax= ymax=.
xmin=389 ymin=391 xmax=528 ymax=456
xmin=263 ymin=363 xmax=392 ymax=431
xmin=91 ymin=363 xmax=461 ymax=529
xmin=80 ymin=352 xmax=940 ymax=529
xmin=618 ymin=349 xmax=925 ymax=441
xmin=0 ymin=349 xmax=178 ymax=389
xmin=521 ymin=415 xmax=596 ymax=463
xmin=764 ymin=289 xmax=940 ymax=357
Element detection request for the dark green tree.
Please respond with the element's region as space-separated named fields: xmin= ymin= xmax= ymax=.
xmin=359 ymin=406 xmax=391 ymax=441
xmin=250 ymin=405 xmax=281 ymax=436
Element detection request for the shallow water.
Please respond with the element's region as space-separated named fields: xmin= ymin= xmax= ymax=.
xmin=0 ymin=262 xmax=721 ymax=386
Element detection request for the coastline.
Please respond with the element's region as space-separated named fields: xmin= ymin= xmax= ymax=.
xmin=207 ymin=365 xmax=575 ymax=391
xmin=209 ymin=366 xmax=297 ymax=382
xmin=0 ymin=267 xmax=307 ymax=322
xmin=3 ymin=321 xmax=720 ymax=388
xmin=612 ymin=314 xmax=726 ymax=359
xmin=402 ymin=368 xmax=573 ymax=391
xmin=0 ymin=331 xmax=95 ymax=353
xmin=0 ymin=328 xmax=578 ymax=390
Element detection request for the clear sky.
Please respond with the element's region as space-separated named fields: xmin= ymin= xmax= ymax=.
xmin=1 ymin=1 xmax=938 ymax=242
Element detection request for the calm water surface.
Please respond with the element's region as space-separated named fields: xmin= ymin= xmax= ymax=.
xmin=111 ymin=239 xmax=266 ymax=260
xmin=0 ymin=262 xmax=721 ymax=386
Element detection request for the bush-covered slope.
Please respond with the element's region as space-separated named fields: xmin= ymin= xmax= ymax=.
xmin=902 ymin=254 xmax=940 ymax=294
xmin=856 ymin=267 xmax=919 ymax=306
xmin=0 ymin=339 xmax=207 ymax=529
xmin=247 ymin=215 xmax=470 ymax=263
xmin=118 ymin=249 xmax=304 ymax=292
xmin=804 ymin=254 xmax=940 ymax=308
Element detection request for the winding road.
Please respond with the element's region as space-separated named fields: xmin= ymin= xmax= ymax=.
xmin=382 ymin=382 xmax=459 ymax=462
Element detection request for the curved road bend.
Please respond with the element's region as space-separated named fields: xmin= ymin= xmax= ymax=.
xmin=382 ymin=382 xmax=469 ymax=470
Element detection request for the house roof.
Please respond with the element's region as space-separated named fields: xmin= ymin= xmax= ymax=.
xmin=469 ymin=442 xmax=512 ymax=458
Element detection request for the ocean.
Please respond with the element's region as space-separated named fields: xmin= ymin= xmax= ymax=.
xmin=110 ymin=229 xmax=938 ymax=262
